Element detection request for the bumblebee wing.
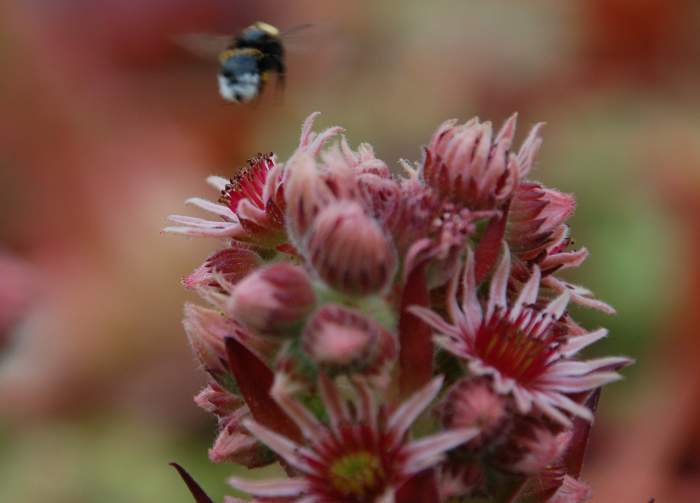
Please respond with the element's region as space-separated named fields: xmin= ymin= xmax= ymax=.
xmin=174 ymin=33 xmax=233 ymax=62
xmin=280 ymin=23 xmax=314 ymax=39
xmin=280 ymin=22 xmax=347 ymax=57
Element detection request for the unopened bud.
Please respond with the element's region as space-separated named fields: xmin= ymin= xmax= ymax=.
xmin=284 ymin=151 xmax=334 ymax=242
xmin=495 ymin=419 xmax=571 ymax=475
xmin=302 ymin=304 xmax=397 ymax=373
xmin=305 ymin=201 xmax=396 ymax=295
xmin=209 ymin=408 xmax=272 ymax=468
xmin=194 ymin=383 xmax=243 ymax=417
xmin=442 ymin=378 xmax=508 ymax=447
xmin=227 ymin=263 xmax=315 ymax=335
xmin=183 ymin=303 xmax=230 ymax=375
xmin=422 ymin=115 xmax=527 ymax=210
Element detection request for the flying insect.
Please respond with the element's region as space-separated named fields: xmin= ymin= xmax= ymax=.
xmin=217 ymin=22 xmax=285 ymax=103
xmin=178 ymin=22 xmax=315 ymax=103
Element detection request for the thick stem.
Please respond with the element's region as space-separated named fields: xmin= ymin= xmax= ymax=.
xmin=398 ymin=262 xmax=433 ymax=398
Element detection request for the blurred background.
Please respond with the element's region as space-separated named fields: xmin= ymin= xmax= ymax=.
xmin=1 ymin=0 xmax=699 ymax=501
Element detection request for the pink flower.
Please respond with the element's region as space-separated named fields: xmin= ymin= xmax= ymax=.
xmin=168 ymin=111 xmax=633 ymax=503
xmin=165 ymin=153 xmax=289 ymax=250
xmin=229 ymin=376 xmax=478 ymax=503
xmin=409 ymin=245 xmax=630 ymax=426
xmin=421 ymin=114 xmax=542 ymax=210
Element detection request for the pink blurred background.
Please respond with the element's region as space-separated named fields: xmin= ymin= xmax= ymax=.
xmin=1 ymin=0 xmax=700 ymax=501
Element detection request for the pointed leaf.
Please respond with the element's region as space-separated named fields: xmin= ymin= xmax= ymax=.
xmin=169 ymin=463 xmax=214 ymax=503
xmin=563 ymin=388 xmax=601 ymax=478
xmin=475 ymin=201 xmax=510 ymax=283
xmin=224 ymin=337 xmax=302 ymax=442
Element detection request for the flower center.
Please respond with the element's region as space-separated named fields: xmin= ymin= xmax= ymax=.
xmin=219 ymin=153 xmax=274 ymax=212
xmin=328 ymin=451 xmax=385 ymax=499
xmin=474 ymin=310 xmax=560 ymax=384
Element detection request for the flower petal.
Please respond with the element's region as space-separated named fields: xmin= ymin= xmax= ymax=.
xmin=228 ymin=476 xmax=309 ymax=497
xmin=387 ymin=376 xmax=444 ymax=445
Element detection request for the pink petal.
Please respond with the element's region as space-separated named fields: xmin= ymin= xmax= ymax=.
xmin=242 ymin=419 xmax=319 ymax=473
xmin=510 ymin=266 xmax=541 ymax=322
xmin=228 ymin=475 xmax=309 ymax=497
xmin=185 ymin=197 xmax=237 ymax=220
xmin=486 ymin=244 xmax=510 ymax=319
xmin=388 ymin=376 xmax=444 ymax=445
xmin=403 ymin=428 xmax=479 ymax=475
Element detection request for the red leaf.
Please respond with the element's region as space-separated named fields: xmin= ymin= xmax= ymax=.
xmin=563 ymin=388 xmax=601 ymax=478
xmin=396 ymin=469 xmax=440 ymax=503
xmin=475 ymin=201 xmax=510 ymax=283
xmin=398 ymin=263 xmax=433 ymax=398
xmin=169 ymin=463 xmax=214 ymax=503
xmin=224 ymin=336 xmax=301 ymax=442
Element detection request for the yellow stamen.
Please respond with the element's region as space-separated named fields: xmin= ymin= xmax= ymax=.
xmin=329 ymin=451 xmax=384 ymax=499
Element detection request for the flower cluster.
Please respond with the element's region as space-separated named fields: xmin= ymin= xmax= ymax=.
xmin=166 ymin=112 xmax=631 ymax=503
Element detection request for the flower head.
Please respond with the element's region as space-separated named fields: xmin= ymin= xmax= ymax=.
xmin=410 ymin=245 xmax=630 ymax=426
xmin=229 ymin=376 xmax=478 ymax=503
xmin=168 ymin=111 xmax=632 ymax=503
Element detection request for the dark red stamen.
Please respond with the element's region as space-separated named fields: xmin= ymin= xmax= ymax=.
xmin=220 ymin=153 xmax=275 ymax=212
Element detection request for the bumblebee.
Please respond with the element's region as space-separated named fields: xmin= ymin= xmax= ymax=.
xmin=217 ymin=22 xmax=285 ymax=103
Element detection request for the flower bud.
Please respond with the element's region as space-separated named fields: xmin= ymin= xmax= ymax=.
xmin=495 ymin=419 xmax=572 ymax=475
xmin=507 ymin=182 xmax=577 ymax=263
xmin=194 ymin=383 xmax=243 ymax=417
xmin=209 ymin=408 xmax=273 ymax=468
xmin=284 ymin=151 xmax=334 ymax=242
xmin=441 ymin=378 xmax=508 ymax=447
xmin=548 ymin=475 xmax=592 ymax=503
xmin=183 ymin=303 xmax=230 ymax=375
xmin=227 ymin=263 xmax=315 ymax=335
xmin=357 ymin=173 xmax=401 ymax=225
xmin=305 ymin=201 xmax=396 ymax=295
xmin=302 ymin=304 xmax=397 ymax=374
xmin=439 ymin=462 xmax=484 ymax=501
xmin=183 ymin=245 xmax=261 ymax=291
xmin=422 ymin=114 xmax=526 ymax=210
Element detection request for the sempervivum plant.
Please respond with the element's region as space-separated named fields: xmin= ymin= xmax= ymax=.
xmin=166 ymin=112 xmax=631 ymax=503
